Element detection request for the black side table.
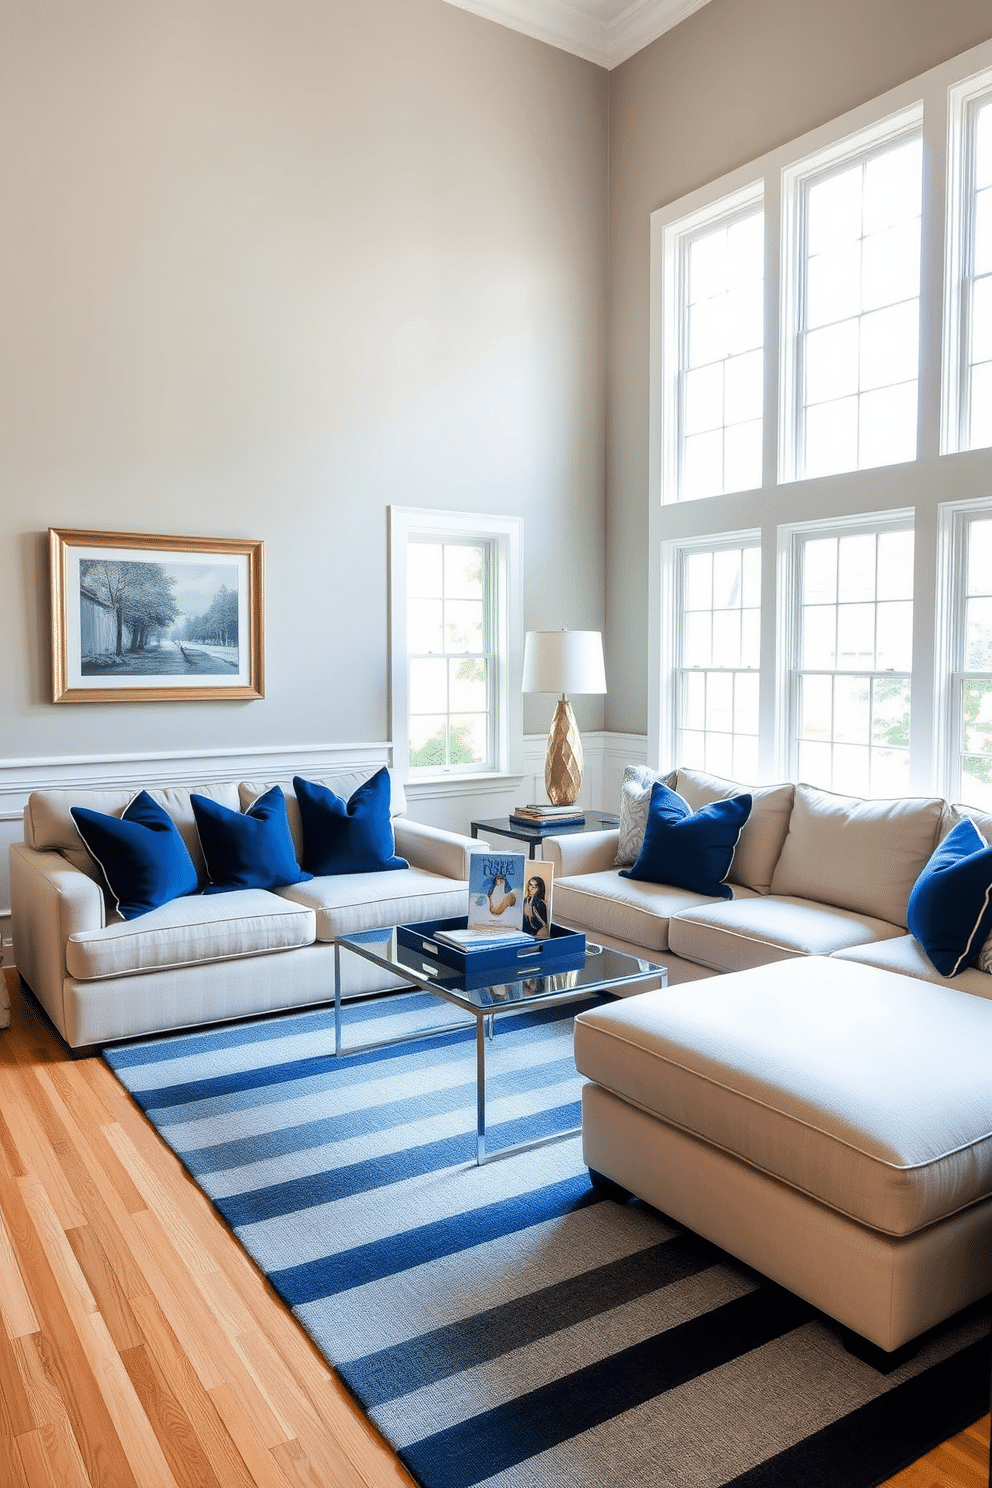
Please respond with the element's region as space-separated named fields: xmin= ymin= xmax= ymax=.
xmin=470 ymin=814 xmax=619 ymax=859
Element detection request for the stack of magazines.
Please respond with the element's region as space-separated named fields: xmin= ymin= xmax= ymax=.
xmin=433 ymin=925 xmax=535 ymax=951
xmin=509 ymin=803 xmax=585 ymax=828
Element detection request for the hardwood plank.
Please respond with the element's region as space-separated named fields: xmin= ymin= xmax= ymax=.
xmin=0 ymin=1144 xmax=143 ymax=1488
xmin=206 ymin=1384 xmax=297 ymax=1488
xmin=0 ymin=1209 xmax=41 ymax=1339
xmin=120 ymin=1342 xmax=224 ymax=1488
xmin=130 ymin=1293 xmax=259 ymax=1488
xmin=16 ymin=1417 xmax=93 ymax=1488
xmin=0 ymin=1312 xmax=37 ymax=1438
xmin=66 ymin=1225 xmax=146 ymax=1354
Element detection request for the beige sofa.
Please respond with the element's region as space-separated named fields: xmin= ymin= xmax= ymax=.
xmin=544 ymin=766 xmax=992 ymax=1000
xmin=546 ymin=767 xmax=992 ymax=1357
xmin=9 ymin=769 xmax=482 ymax=1049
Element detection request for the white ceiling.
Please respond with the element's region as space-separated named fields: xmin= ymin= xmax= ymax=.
xmin=441 ymin=0 xmax=715 ymax=69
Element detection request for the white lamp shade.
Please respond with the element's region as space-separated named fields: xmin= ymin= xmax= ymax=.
xmin=521 ymin=630 xmax=607 ymax=695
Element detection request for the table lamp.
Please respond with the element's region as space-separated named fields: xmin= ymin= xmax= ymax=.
xmin=521 ymin=630 xmax=607 ymax=806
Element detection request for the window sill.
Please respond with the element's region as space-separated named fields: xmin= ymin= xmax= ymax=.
xmin=402 ymin=772 xmax=524 ymax=800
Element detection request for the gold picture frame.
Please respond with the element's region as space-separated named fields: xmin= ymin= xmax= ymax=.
xmin=50 ymin=528 xmax=264 ymax=703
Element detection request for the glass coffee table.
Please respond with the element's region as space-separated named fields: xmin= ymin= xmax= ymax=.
xmin=333 ymin=926 xmax=666 ymax=1164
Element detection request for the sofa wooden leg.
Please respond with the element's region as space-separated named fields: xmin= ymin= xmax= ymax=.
xmin=588 ymin=1168 xmax=633 ymax=1204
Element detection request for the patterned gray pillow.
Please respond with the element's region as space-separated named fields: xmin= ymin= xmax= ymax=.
xmin=614 ymin=765 xmax=678 ymax=866
xmin=976 ymin=932 xmax=992 ymax=974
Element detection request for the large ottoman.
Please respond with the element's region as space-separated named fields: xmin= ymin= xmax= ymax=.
xmin=573 ymin=956 xmax=992 ymax=1355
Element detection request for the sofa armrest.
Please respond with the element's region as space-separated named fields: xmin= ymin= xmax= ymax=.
xmin=542 ymin=829 xmax=620 ymax=877
xmin=9 ymin=841 xmax=106 ymax=1036
xmin=393 ymin=818 xmax=483 ymax=881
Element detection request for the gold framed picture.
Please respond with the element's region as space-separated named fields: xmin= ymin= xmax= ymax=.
xmin=50 ymin=528 xmax=264 ymax=703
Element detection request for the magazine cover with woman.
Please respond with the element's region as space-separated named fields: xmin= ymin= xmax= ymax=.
xmin=467 ymin=852 xmax=554 ymax=938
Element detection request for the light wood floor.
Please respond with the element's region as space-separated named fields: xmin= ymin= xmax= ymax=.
xmin=0 ymin=969 xmax=988 ymax=1488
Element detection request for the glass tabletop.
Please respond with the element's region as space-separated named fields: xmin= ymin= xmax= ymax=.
xmin=337 ymin=925 xmax=665 ymax=1013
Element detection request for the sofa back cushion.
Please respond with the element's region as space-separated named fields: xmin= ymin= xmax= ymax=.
xmin=239 ymin=768 xmax=406 ymax=863
xmin=770 ymin=783 xmax=944 ymax=926
xmin=25 ymin=782 xmax=241 ymax=883
xmin=614 ymin=765 xmax=678 ymax=866
xmin=674 ymin=768 xmax=795 ymax=895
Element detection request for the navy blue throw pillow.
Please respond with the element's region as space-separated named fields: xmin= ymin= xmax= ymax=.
xmin=907 ymin=817 xmax=992 ymax=976
xmin=191 ymin=786 xmax=311 ymax=893
xmin=293 ymin=768 xmax=409 ymax=875
xmin=71 ymin=790 xmax=199 ymax=920
xmin=619 ymin=780 xmax=752 ymax=899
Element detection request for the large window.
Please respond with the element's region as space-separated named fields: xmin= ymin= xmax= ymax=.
xmin=659 ymin=183 xmax=764 ymax=503
xmin=389 ymin=508 xmax=522 ymax=781
xmin=794 ymin=130 xmax=923 ymax=480
xmin=787 ymin=519 xmax=913 ymax=797
xmin=679 ymin=209 xmax=764 ymax=500
xmin=649 ymin=40 xmax=992 ymax=800
xmin=673 ymin=540 xmax=760 ymax=780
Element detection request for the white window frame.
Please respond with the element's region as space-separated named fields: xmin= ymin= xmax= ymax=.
xmin=779 ymin=102 xmax=924 ymax=486
xmin=659 ymin=181 xmax=765 ymax=505
xmin=662 ymin=530 xmax=762 ymax=776
xmin=778 ymin=508 xmax=915 ymax=793
xmin=935 ymin=497 xmax=992 ymax=805
xmin=647 ymin=39 xmax=992 ymax=795
xmin=388 ymin=507 xmax=522 ymax=784
xmin=941 ymin=66 xmax=992 ymax=455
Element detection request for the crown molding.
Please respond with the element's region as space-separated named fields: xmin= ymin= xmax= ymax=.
xmin=442 ymin=0 xmax=714 ymax=69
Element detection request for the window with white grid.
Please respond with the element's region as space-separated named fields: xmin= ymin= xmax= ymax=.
xmin=678 ymin=210 xmax=764 ymax=500
xmin=675 ymin=542 xmax=761 ymax=780
xmin=951 ymin=86 xmax=992 ymax=453
xmin=790 ymin=520 xmax=914 ymax=797
xmin=943 ymin=506 xmax=992 ymax=808
xmin=791 ymin=126 xmax=923 ymax=480
xmin=389 ymin=508 xmax=521 ymax=781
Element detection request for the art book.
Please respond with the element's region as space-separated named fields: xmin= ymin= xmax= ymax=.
xmin=467 ymin=851 xmax=528 ymax=932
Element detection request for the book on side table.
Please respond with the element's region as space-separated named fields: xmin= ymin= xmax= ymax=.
xmin=510 ymin=804 xmax=586 ymax=826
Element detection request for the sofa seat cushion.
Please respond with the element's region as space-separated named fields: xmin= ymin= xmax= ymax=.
xmin=66 ymin=890 xmax=316 ymax=981
xmin=553 ymin=871 xmax=757 ymax=955
xmin=833 ymin=934 xmax=992 ymax=1001
xmin=573 ymin=957 xmax=992 ymax=1236
xmin=276 ymin=868 xmax=470 ymax=940
xmin=668 ymin=895 xmax=904 ymax=973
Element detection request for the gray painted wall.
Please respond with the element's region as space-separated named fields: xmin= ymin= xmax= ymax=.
xmin=0 ymin=0 xmax=608 ymax=765
xmin=606 ymin=0 xmax=992 ymax=735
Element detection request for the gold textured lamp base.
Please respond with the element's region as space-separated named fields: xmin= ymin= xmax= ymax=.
xmin=545 ymin=697 xmax=583 ymax=806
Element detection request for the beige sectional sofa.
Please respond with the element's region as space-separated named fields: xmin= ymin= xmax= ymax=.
xmin=546 ymin=767 xmax=992 ymax=1357
xmin=9 ymin=769 xmax=482 ymax=1049
xmin=545 ymin=766 xmax=992 ymax=999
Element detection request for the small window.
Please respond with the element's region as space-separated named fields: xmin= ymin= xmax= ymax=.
xmin=789 ymin=520 xmax=914 ymax=797
xmin=407 ymin=539 xmax=493 ymax=770
xmin=796 ymin=134 xmax=923 ymax=479
xmin=389 ymin=508 xmax=522 ymax=781
xmin=674 ymin=540 xmax=761 ymax=779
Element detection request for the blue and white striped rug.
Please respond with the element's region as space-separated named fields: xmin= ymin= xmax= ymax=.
xmin=104 ymin=993 xmax=989 ymax=1488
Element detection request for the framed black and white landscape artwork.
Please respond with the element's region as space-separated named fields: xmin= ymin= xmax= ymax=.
xmin=50 ymin=528 xmax=264 ymax=703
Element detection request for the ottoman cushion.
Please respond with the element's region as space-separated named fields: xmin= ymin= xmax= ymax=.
xmin=573 ymin=957 xmax=992 ymax=1237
